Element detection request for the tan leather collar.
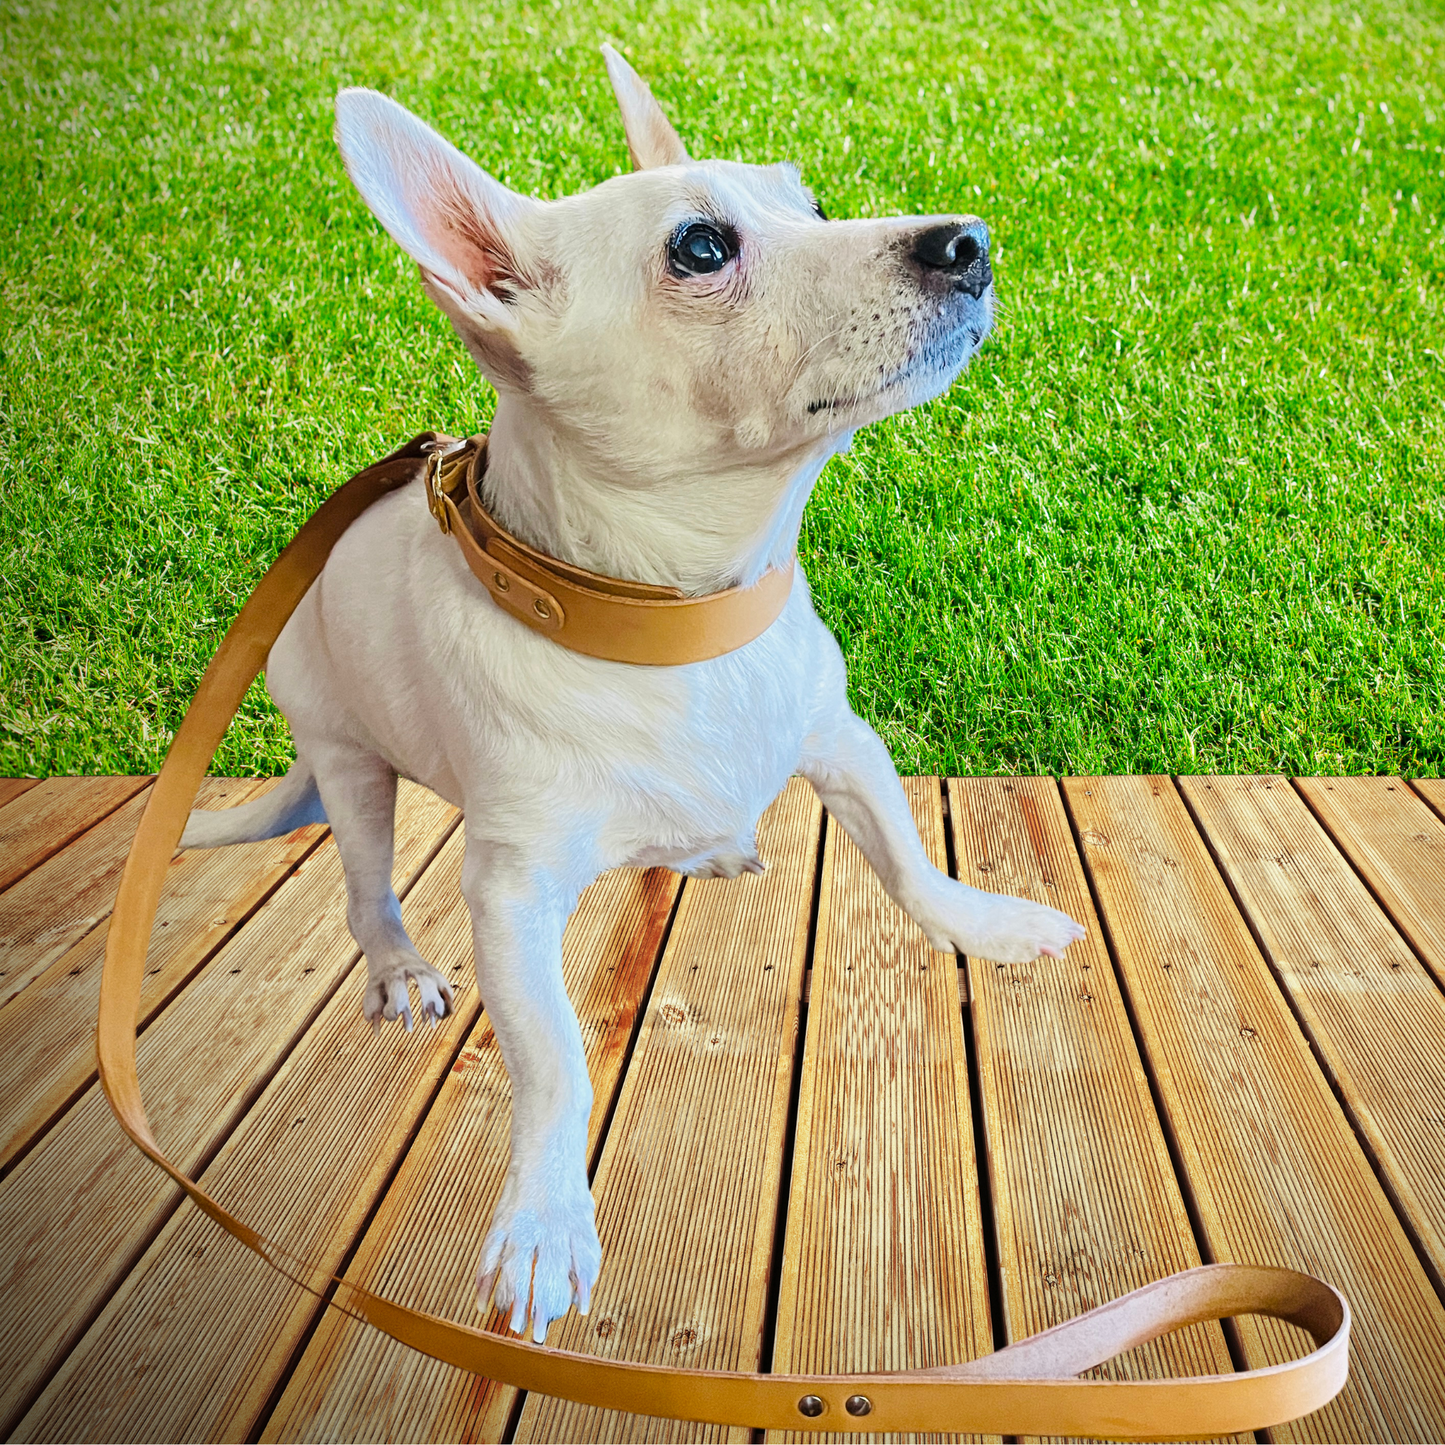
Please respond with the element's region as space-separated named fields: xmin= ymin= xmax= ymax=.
xmin=423 ymin=433 xmax=794 ymax=666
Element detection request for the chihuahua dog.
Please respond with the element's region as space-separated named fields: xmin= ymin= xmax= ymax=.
xmin=183 ymin=46 xmax=1084 ymax=1342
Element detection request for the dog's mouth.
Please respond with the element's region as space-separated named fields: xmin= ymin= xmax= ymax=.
xmin=804 ymin=285 xmax=994 ymax=423
xmin=806 ymin=356 xmax=928 ymax=418
xmin=806 ymin=389 xmax=877 ymax=417
xmin=804 ymin=325 xmax=988 ymax=420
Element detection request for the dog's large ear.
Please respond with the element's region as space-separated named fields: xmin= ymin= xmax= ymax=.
xmin=602 ymin=44 xmax=690 ymax=169
xmin=334 ymin=88 xmax=534 ymax=322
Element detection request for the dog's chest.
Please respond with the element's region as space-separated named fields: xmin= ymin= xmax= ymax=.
xmin=439 ymin=588 xmax=825 ymax=871
xmin=594 ymin=672 xmax=805 ymax=870
xmin=528 ymin=632 xmax=816 ymax=868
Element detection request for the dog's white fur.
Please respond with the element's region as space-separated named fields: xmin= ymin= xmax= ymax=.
xmin=183 ymin=48 xmax=1084 ymax=1342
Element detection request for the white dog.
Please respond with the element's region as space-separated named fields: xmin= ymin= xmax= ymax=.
xmin=183 ymin=47 xmax=1084 ymax=1343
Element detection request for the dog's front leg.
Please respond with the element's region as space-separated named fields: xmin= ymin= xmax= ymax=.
xmin=306 ymin=740 xmax=455 ymax=1030
xmin=800 ymin=710 xmax=1085 ymax=962
xmin=461 ymin=835 xmax=599 ymax=1342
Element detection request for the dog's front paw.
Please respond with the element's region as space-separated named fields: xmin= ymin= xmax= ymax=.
xmin=363 ymin=952 xmax=454 ymax=1033
xmin=918 ymin=883 xmax=1085 ymax=964
xmin=682 ymin=848 xmax=766 ymax=880
xmin=476 ymin=1177 xmax=601 ymax=1342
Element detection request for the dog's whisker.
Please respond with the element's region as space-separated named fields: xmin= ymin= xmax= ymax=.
xmin=786 ymin=311 xmax=857 ymax=390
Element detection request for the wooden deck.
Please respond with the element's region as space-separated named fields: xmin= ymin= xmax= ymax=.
xmin=1 ymin=774 xmax=1444 ymax=1442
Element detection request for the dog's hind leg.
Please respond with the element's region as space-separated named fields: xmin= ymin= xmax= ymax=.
xmin=307 ymin=741 xmax=455 ymax=1032
xmin=180 ymin=759 xmax=327 ymax=848
xmin=800 ymin=709 xmax=1085 ymax=964
xmin=461 ymin=834 xmax=599 ymax=1342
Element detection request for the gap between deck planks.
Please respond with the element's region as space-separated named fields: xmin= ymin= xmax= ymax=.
xmin=2 ymin=776 xmax=1445 ymax=1443
xmin=0 ymin=778 xmax=160 ymax=1008
xmin=0 ymin=777 xmax=149 ymax=899
xmin=0 ymin=779 xmax=39 ymax=815
xmin=1180 ymin=777 xmax=1445 ymax=1297
xmin=948 ymin=779 xmax=1236 ymax=1411
xmin=262 ymin=858 xmax=682 ymax=1443
xmin=269 ymin=778 xmax=824 ymax=1445
xmin=769 ymin=777 xmax=992 ymax=1445
xmin=1297 ymin=778 xmax=1445 ymax=994
xmin=21 ymin=826 xmax=489 ymax=1441
xmin=512 ymin=777 xmax=821 ymax=1445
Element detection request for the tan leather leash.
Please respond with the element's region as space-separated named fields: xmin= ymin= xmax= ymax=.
xmin=97 ymin=433 xmax=1350 ymax=1437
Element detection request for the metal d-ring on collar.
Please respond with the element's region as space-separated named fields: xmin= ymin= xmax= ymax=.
xmin=422 ymin=435 xmax=471 ymax=535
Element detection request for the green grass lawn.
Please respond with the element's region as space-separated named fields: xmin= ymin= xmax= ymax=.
xmin=1 ymin=0 xmax=1441 ymax=778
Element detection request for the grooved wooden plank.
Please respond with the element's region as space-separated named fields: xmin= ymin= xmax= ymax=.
xmin=262 ymin=863 xmax=680 ymax=1445
xmin=0 ymin=782 xmax=458 ymax=1438
xmin=1296 ymin=778 xmax=1445 ymax=991
xmin=0 ymin=779 xmax=38 ymax=811
xmin=770 ymin=777 xmax=991 ymax=1445
xmin=1182 ymin=775 xmax=1445 ymax=1291
xmin=1413 ymin=777 xmax=1445 ymax=820
xmin=947 ymin=777 xmax=1234 ymax=1394
xmin=0 ymin=779 xmax=328 ymax=1176
xmin=0 ymin=779 xmax=158 ymax=1007
xmin=1063 ymin=776 xmax=1445 ymax=1443
xmin=514 ymin=777 xmax=823 ymax=1445
xmin=18 ymin=827 xmax=483 ymax=1443
xmin=0 ymin=776 xmax=149 ymax=897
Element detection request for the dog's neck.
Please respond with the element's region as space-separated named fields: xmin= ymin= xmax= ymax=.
xmin=479 ymin=398 xmax=847 ymax=596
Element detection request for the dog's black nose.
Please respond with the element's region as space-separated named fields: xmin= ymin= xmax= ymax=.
xmin=911 ymin=219 xmax=992 ymax=297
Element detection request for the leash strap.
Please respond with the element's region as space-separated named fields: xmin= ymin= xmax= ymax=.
xmin=425 ymin=433 xmax=795 ymax=665
xmin=96 ymin=434 xmax=1350 ymax=1437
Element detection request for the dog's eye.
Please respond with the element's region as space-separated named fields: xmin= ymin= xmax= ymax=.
xmin=812 ymin=198 xmax=827 ymax=220
xmin=669 ymin=222 xmax=735 ymax=276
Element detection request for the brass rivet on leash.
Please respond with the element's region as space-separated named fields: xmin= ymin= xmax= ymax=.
xmin=845 ymin=1395 xmax=873 ymax=1417
xmin=797 ymin=1395 xmax=825 ymax=1418
xmin=534 ymin=598 xmax=552 ymax=619
xmin=493 ymin=571 xmax=511 ymax=592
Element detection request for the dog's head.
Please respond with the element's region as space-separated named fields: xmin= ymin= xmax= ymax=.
xmin=335 ymin=48 xmax=993 ymax=483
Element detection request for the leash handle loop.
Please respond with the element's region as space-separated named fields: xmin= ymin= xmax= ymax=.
xmin=96 ymin=434 xmax=1350 ymax=1437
